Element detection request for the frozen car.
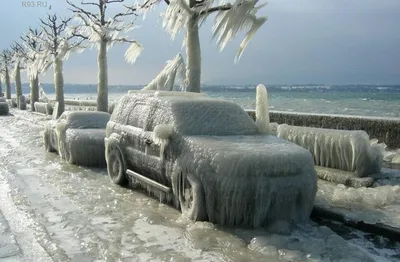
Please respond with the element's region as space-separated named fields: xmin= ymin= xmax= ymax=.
xmin=106 ymin=91 xmax=317 ymax=227
xmin=44 ymin=111 xmax=110 ymax=167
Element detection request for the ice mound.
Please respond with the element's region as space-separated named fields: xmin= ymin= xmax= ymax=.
xmin=331 ymin=184 xmax=400 ymax=208
xmin=34 ymin=102 xmax=53 ymax=115
xmin=248 ymin=225 xmax=375 ymax=261
xmin=0 ymin=102 xmax=9 ymax=115
xmin=0 ymin=97 xmax=6 ymax=102
xmin=277 ymin=124 xmax=383 ymax=177
xmin=142 ymin=53 xmax=185 ymax=91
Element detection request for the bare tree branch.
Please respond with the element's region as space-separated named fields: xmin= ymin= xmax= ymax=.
xmin=67 ymin=0 xmax=99 ymax=21
xmin=200 ymin=4 xmax=231 ymax=15
xmin=81 ymin=1 xmax=100 ymax=7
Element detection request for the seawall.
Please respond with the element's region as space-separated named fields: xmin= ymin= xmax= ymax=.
xmin=246 ymin=110 xmax=400 ymax=149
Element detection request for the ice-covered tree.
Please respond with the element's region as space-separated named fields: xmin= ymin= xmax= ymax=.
xmin=32 ymin=14 xmax=85 ymax=117
xmin=142 ymin=53 xmax=186 ymax=91
xmin=0 ymin=49 xmax=12 ymax=99
xmin=66 ymin=0 xmax=144 ymax=112
xmin=138 ymin=0 xmax=267 ymax=93
xmin=0 ymin=62 xmax=3 ymax=97
xmin=15 ymin=28 xmax=45 ymax=111
xmin=10 ymin=44 xmax=25 ymax=104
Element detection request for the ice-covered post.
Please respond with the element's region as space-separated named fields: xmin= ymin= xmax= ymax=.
xmin=33 ymin=14 xmax=85 ymax=118
xmin=66 ymin=0 xmax=144 ymax=112
xmin=137 ymin=0 xmax=267 ymax=93
xmin=255 ymin=84 xmax=270 ymax=134
xmin=1 ymin=50 xmax=12 ymax=99
xmin=11 ymin=44 xmax=25 ymax=108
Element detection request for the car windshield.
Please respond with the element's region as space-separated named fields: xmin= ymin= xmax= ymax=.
xmin=170 ymin=99 xmax=258 ymax=136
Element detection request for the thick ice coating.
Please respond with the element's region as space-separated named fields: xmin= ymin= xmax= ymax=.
xmin=107 ymin=91 xmax=317 ymax=227
xmin=277 ymin=124 xmax=383 ymax=177
xmin=44 ymin=111 xmax=110 ymax=167
xmin=34 ymin=102 xmax=53 ymax=115
xmin=0 ymin=102 xmax=9 ymax=115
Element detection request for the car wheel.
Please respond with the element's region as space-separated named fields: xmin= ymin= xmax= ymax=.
xmin=107 ymin=148 xmax=128 ymax=185
xmin=178 ymin=173 xmax=207 ymax=221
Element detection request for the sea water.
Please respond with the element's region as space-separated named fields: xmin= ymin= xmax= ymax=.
xmin=22 ymin=84 xmax=400 ymax=118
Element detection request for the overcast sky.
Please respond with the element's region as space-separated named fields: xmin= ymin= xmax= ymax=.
xmin=0 ymin=0 xmax=399 ymax=85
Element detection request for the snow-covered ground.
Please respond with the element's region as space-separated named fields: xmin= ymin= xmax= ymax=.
xmin=0 ymin=109 xmax=399 ymax=261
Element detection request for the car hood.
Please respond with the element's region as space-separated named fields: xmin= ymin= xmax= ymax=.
xmin=179 ymin=134 xmax=315 ymax=178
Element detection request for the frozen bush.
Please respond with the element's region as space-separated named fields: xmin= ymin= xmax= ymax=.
xmin=0 ymin=102 xmax=9 ymax=115
xmin=277 ymin=124 xmax=383 ymax=177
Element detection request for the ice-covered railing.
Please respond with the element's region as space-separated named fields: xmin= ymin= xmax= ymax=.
xmin=246 ymin=110 xmax=400 ymax=150
xmin=276 ymin=124 xmax=384 ymax=177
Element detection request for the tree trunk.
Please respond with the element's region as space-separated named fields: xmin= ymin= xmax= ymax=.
xmin=185 ymin=16 xmax=201 ymax=93
xmin=5 ymin=67 xmax=11 ymax=99
xmin=54 ymin=56 xmax=65 ymax=118
xmin=97 ymin=40 xmax=108 ymax=112
xmin=15 ymin=63 xmax=22 ymax=107
xmin=30 ymin=75 xmax=39 ymax=111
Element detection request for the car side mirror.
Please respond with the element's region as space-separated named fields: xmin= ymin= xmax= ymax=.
xmin=152 ymin=124 xmax=175 ymax=161
xmin=152 ymin=124 xmax=175 ymax=143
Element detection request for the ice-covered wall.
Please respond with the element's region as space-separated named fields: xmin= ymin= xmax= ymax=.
xmin=247 ymin=110 xmax=400 ymax=149
xmin=276 ymin=124 xmax=383 ymax=177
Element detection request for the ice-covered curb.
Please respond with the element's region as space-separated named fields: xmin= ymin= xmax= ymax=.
xmin=276 ymin=124 xmax=383 ymax=177
xmin=247 ymin=110 xmax=400 ymax=150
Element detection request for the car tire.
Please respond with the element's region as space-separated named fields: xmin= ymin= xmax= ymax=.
xmin=178 ymin=173 xmax=207 ymax=221
xmin=107 ymin=148 xmax=128 ymax=185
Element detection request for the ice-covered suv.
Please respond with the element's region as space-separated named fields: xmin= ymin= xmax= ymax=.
xmin=105 ymin=91 xmax=317 ymax=227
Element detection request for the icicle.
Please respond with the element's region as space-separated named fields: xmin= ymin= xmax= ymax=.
xmin=124 ymin=41 xmax=143 ymax=64
xmin=211 ymin=0 xmax=267 ymax=62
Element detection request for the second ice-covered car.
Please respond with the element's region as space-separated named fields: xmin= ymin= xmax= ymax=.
xmin=106 ymin=91 xmax=317 ymax=227
xmin=44 ymin=111 xmax=110 ymax=167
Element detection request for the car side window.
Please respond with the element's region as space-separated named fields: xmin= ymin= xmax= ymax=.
xmin=146 ymin=105 xmax=173 ymax=132
xmin=126 ymin=103 xmax=151 ymax=130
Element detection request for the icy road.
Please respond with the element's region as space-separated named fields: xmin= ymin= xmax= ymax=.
xmin=0 ymin=110 xmax=399 ymax=262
